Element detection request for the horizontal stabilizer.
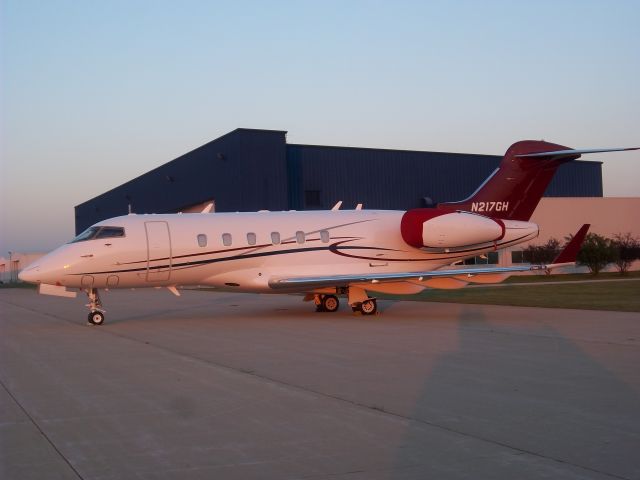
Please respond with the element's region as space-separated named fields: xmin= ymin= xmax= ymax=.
xmin=516 ymin=147 xmax=639 ymax=159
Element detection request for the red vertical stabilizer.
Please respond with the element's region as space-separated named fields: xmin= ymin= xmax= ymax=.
xmin=438 ymin=140 xmax=579 ymax=221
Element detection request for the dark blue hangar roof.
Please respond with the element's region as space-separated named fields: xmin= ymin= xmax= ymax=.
xmin=74 ymin=128 xmax=603 ymax=233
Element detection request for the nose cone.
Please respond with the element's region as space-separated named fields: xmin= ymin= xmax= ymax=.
xmin=18 ymin=248 xmax=70 ymax=285
xmin=18 ymin=264 xmax=41 ymax=283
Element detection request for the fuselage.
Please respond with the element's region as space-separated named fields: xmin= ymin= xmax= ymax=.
xmin=20 ymin=209 xmax=538 ymax=293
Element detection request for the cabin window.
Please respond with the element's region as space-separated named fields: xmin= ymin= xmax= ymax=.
xmin=222 ymin=233 xmax=232 ymax=246
xmin=271 ymin=232 xmax=281 ymax=244
xmin=296 ymin=231 xmax=305 ymax=244
xmin=320 ymin=230 xmax=330 ymax=243
xmin=247 ymin=232 xmax=257 ymax=246
xmin=197 ymin=234 xmax=207 ymax=247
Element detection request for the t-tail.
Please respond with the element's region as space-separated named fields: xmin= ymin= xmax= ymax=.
xmin=437 ymin=141 xmax=638 ymax=221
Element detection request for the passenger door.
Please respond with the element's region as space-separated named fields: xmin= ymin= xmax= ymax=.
xmin=145 ymin=221 xmax=172 ymax=282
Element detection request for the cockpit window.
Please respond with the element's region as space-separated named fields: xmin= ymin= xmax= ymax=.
xmin=70 ymin=226 xmax=125 ymax=243
xmin=96 ymin=227 xmax=125 ymax=239
xmin=71 ymin=227 xmax=100 ymax=243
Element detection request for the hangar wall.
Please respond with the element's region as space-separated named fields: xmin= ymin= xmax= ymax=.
xmin=75 ymin=128 xmax=603 ymax=233
xmin=75 ymin=129 xmax=289 ymax=233
xmin=287 ymin=144 xmax=602 ymax=210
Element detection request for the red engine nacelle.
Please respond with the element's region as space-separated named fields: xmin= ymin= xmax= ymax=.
xmin=401 ymin=209 xmax=505 ymax=249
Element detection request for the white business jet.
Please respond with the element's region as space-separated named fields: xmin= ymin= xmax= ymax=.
xmin=19 ymin=141 xmax=637 ymax=325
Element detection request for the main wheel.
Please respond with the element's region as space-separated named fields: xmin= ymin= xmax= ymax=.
xmin=88 ymin=311 xmax=105 ymax=325
xmin=322 ymin=295 xmax=340 ymax=313
xmin=360 ymin=299 xmax=377 ymax=315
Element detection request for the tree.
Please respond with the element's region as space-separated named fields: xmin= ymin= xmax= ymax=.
xmin=523 ymin=238 xmax=561 ymax=265
xmin=611 ymin=233 xmax=640 ymax=275
xmin=576 ymin=233 xmax=615 ymax=275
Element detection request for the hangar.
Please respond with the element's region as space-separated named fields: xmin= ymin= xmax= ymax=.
xmin=75 ymin=128 xmax=603 ymax=234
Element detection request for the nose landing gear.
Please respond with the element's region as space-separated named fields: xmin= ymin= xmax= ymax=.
xmin=85 ymin=288 xmax=105 ymax=325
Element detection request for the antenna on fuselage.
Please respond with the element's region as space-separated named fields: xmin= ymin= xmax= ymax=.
xmin=331 ymin=201 xmax=343 ymax=211
xmin=355 ymin=203 xmax=363 ymax=210
xmin=201 ymin=202 xmax=214 ymax=213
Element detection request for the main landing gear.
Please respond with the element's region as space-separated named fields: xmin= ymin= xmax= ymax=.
xmin=86 ymin=288 xmax=105 ymax=325
xmin=315 ymin=294 xmax=340 ymax=313
xmin=351 ymin=299 xmax=378 ymax=315
xmin=313 ymin=293 xmax=378 ymax=315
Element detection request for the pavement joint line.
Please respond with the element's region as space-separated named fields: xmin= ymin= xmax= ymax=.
xmin=0 ymin=376 xmax=85 ymax=480
xmin=73 ymin=327 xmax=639 ymax=478
xmin=1 ymin=295 xmax=634 ymax=480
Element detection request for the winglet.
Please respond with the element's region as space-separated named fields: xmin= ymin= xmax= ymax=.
xmin=550 ymin=224 xmax=590 ymax=265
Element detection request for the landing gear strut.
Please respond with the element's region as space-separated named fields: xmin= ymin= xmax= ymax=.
xmin=314 ymin=294 xmax=340 ymax=313
xmin=86 ymin=288 xmax=105 ymax=325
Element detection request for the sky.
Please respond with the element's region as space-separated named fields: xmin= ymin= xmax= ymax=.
xmin=1 ymin=0 xmax=639 ymax=254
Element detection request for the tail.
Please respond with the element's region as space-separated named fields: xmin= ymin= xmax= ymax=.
xmin=437 ymin=141 xmax=638 ymax=221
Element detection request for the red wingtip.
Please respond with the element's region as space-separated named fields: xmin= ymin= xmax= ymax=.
xmin=553 ymin=224 xmax=591 ymax=264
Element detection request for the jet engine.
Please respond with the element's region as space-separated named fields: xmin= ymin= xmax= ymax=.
xmin=401 ymin=209 xmax=538 ymax=249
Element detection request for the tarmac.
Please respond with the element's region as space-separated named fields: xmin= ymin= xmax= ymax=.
xmin=1 ymin=288 xmax=639 ymax=480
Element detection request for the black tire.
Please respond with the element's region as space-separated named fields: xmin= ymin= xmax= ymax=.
xmin=322 ymin=295 xmax=340 ymax=313
xmin=360 ymin=299 xmax=377 ymax=316
xmin=88 ymin=311 xmax=105 ymax=325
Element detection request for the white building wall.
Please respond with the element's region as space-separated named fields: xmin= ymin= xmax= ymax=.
xmin=502 ymin=197 xmax=640 ymax=271
xmin=0 ymin=252 xmax=47 ymax=283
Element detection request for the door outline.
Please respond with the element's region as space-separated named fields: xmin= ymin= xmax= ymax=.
xmin=145 ymin=221 xmax=172 ymax=282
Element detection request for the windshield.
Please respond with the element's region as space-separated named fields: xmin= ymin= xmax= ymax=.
xmin=70 ymin=226 xmax=125 ymax=243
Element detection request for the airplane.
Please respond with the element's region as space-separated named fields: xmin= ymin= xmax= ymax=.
xmin=18 ymin=140 xmax=638 ymax=325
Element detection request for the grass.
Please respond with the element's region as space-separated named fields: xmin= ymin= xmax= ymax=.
xmin=503 ymin=270 xmax=640 ymax=284
xmin=379 ymin=279 xmax=640 ymax=312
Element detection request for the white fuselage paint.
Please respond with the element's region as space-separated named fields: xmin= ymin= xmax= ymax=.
xmin=20 ymin=210 xmax=538 ymax=293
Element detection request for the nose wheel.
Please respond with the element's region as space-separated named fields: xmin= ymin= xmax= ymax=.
xmin=85 ymin=288 xmax=106 ymax=325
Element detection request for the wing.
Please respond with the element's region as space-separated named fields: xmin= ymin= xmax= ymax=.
xmin=269 ymin=264 xmax=546 ymax=290
xmin=269 ymin=224 xmax=591 ymax=291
